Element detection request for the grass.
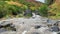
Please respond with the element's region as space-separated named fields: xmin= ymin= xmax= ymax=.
xmin=48 ymin=1 xmax=60 ymax=19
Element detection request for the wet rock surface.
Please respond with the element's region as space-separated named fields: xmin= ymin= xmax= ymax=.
xmin=0 ymin=15 xmax=59 ymax=34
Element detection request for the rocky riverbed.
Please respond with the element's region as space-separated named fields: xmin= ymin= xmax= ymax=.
xmin=0 ymin=15 xmax=59 ymax=34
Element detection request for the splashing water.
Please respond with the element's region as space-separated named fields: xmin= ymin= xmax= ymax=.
xmin=22 ymin=30 xmax=27 ymax=34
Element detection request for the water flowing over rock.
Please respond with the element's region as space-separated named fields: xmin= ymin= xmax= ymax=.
xmin=0 ymin=14 xmax=59 ymax=34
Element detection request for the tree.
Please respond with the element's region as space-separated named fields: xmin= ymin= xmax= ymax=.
xmin=45 ymin=0 xmax=54 ymax=5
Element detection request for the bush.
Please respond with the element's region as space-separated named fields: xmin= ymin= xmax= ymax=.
xmin=8 ymin=5 xmax=23 ymax=15
xmin=0 ymin=1 xmax=8 ymax=18
xmin=0 ymin=1 xmax=23 ymax=18
xmin=38 ymin=5 xmax=48 ymax=17
xmin=0 ymin=0 xmax=10 ymax=1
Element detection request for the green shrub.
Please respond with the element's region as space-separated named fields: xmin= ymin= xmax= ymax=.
xmin=0 ymin=1 xmax=24 ymax=18
xmin=38 ymin=5 xmax=48 ymax=17
xmin=8 ymin=5 xmax=23 ymax=15
xmin=0 ymin=0 xmax=10 ymax=1
xmin=0 ymin=1 xmax=7 ymax=18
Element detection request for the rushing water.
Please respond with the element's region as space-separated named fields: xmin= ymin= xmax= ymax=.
xmin=0 ymin=13 xmax=58 ymax=34
xmin=0 ymin=28 xmax=7 ymax=33
xmin=22 ymin=31 xmax=27 ymax=34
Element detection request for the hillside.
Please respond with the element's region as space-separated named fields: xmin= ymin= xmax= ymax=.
xmin=48 ymin=0 xmax=60 ymax=19
xmin=0 ymin=0 xmax=44 ymax=19
xmin=6 ymin=0 xmax=43 ymax=7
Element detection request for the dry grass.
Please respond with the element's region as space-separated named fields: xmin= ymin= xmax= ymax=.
xmin=6 ymin=1 xmax=23 ymax=7
xmin=48 ymin=0 xmax=60 ymax=19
